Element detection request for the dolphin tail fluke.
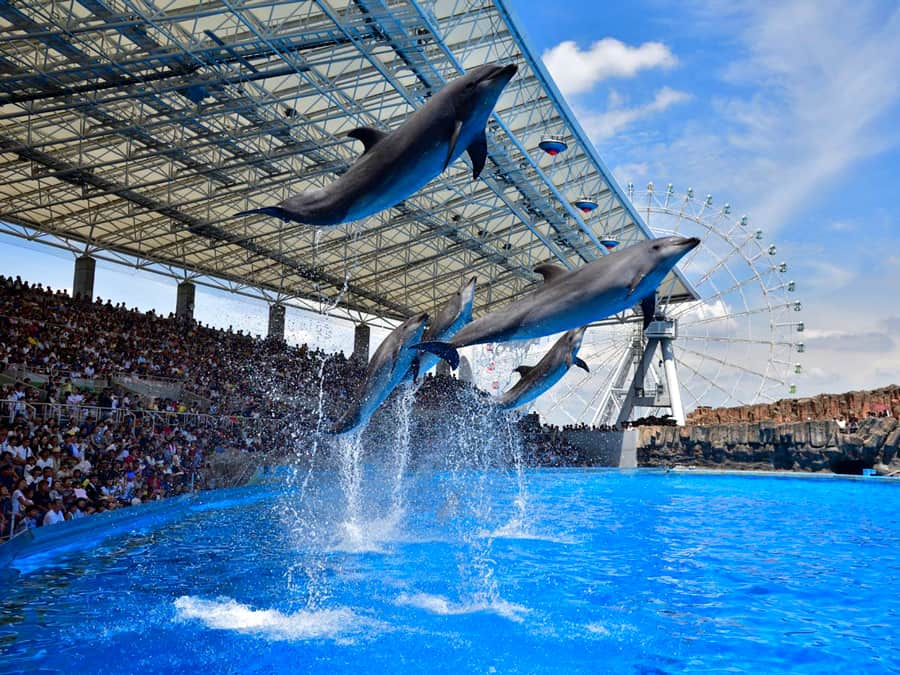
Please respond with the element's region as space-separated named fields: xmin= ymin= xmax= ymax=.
xmin=236 ymin=206 xmax=292 ymax=222
xmin=411 ymin=341 xmax=460 ymax=370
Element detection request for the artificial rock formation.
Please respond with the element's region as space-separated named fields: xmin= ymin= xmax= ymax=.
xmin=686 ymin=385 xmax=900 ymax=425
xmin=637 ymin=416 xmax=900 ymax=474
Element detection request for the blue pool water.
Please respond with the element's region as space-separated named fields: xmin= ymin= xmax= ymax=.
xmin=1 ymin=469 xmax=898 ymax=673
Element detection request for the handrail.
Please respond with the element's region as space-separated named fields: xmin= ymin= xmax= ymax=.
xmin=3 ymin=400 xmax=271 ymax=429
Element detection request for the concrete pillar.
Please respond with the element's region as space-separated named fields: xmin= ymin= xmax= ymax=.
xmin=267 ymin=304 xmax=286 ymax=341
xmin=72 ymin=255 xmax=95 ymax=300
xmin=436 ymin=360 xmax=452 ymax=378
xmin=458 ymin=356 xmax=473 ymax=383
xmin=352 ymin=323 xmax=370 ymax=362
xmin=176 ymin=281 xmax=196 ymax=320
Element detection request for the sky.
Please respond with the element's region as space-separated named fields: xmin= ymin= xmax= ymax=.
xmin=515 ymin=0 xmax=900 ymax=396
xmin=2 ymin=0 xmax=899 ymax=401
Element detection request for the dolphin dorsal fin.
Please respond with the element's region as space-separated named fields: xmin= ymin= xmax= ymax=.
xmin=347 ymin=126 xmax=388 ymax=154
xmin=533 ymin=263 xmax=567 ymax=284
xmin=514 ymin=365 xmax=534 ymax=377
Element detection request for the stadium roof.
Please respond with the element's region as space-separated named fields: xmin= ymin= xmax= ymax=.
xmin=0 ymin=0 xmax=696 ymax=326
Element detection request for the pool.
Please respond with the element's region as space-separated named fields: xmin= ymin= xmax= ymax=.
xmin=2 ymin=469 xmax=898 ymax=673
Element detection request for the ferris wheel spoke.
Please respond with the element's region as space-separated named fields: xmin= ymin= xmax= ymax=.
xmin=684 ymin=302 xmax=794 ymax=328
xmin=676 ymin=356 xmax=741 ymax=406
xmin=677 ymin=345 xmax=782 ymax=385
xmin=668 ymin=268 xmax=773 ymax=322
xmin=678 ymin=335 xmax=793 ymax=347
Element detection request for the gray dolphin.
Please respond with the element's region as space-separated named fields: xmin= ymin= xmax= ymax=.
xmin=496 ymin=328 xmax=590 ymax=410
xmin=330 ymin=312 xmax=429 ymax=435
xmin=412 ymin=236 xmax=701 ymax=369
xmin=237 ymin=63 xmax=518 ymax=227
xmin=409 ymin=276 xmax=477 ymax=382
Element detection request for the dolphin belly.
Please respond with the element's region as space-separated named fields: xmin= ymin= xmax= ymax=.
xmin=341 ymin=142 xmax=449 ymax=223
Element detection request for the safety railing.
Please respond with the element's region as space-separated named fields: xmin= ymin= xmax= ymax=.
xmin=2 ymin=400 xmax=269 ymax=433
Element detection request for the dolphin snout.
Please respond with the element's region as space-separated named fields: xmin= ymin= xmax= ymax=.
xmin=497 ymin=63 xmax=518 ymax=84
xmin=678 ymin=236 xmax=701 ymax=250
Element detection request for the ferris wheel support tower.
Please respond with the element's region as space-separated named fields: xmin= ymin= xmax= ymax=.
xmin=615 ymin=315 xmax=686 ymax=427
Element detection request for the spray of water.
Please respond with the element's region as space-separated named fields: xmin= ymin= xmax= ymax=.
xmin=390 ymin=381 xmax=418 ymax=517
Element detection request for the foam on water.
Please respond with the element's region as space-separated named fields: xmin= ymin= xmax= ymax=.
xmin=173 ymin=596 xmax=365 ymax=642
xmin=483 ymin=523 xmax=576 ymax=545
xmin=395 ymin=592 xmax=530 ymax=622
xmin=331 ymin=509 xmax=405 ymax=553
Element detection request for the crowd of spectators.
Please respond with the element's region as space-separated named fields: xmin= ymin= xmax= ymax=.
xmin=0 ymin=407 xmax=222 ymax=540
xmin=0 ymin=275 xmax=364 ymax=422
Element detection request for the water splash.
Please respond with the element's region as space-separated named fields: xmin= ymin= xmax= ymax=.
xmin=390 ymin=381 xmax=418 ymax=517
xmin=395 ymin=592 xmax=529 ymax=623
xmin=336 ymin=430 xmax=364 ymax=543
xmin=173 ymin=596 xmax=367 ymax=642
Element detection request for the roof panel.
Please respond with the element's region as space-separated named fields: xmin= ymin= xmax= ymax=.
xmin=0 ymin=0 xmax=694 ymax=326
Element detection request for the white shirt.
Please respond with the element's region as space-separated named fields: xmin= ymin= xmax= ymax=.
xmin=43 ymin=509 xmax=65 ymax=526
xmin=11 ymin=488 xmax=31 ymax=515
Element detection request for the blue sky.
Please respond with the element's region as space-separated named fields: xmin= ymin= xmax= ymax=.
xmin=516 ymin=0 xmax=900 ymax=395
xmin=2 ymin=0 xmax=899 ymax=397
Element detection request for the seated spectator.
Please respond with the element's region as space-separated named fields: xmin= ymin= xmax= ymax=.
xmin=42 ymin=498 xmax=66 ymax=526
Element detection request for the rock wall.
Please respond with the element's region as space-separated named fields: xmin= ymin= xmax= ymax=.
xmin=686 ymin=385 xmax=900 ymax=425
xmin=637 ymin=416 xmax=900 ymax=473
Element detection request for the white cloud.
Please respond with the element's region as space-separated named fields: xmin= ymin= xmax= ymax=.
xmin=804 ymin=328 xmax=894 ymax=353
xmin=613 ymin=1 xmax=900 ymax=233
xmin=542 ymin=38 xmax=677 ymax=96
xmin=580 ymin=87 xmax=690 ymax=141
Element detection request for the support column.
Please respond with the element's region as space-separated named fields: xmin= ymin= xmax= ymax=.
xmin=72 ymin=255 xmax=95 ymax=300
xmin=175 ymin=281 xmax=196 ymax=320
xmin=458 ymin=356 xmax=473 ymax=383
xmin=660 ymin=339 xmax=686 ymax=426
xmin=267 ymin=304 xmax=286 ymax=341
xmin=352 ymin=323 xmax=370 ymax=362
xmin=616 ymin=338 xmax=659 ymax=427
xmin=436 ymin=360 xmax=452 ymax=378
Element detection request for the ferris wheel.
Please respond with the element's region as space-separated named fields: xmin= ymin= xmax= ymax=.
xmin=518 ymin=182 xmax=805 ymax=427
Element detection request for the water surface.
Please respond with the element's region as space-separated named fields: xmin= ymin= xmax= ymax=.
xmin=2 ymin=470 xmax=897 ymax=673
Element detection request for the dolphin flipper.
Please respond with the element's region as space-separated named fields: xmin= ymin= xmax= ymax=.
xmin=467 ymin=131 xmax=487 ymax=180
xmin=411 ymin=341 xmax=460 ymax=370
xmin=640 ymin=294 xmax=656 ymax=330
xmin=236 ymin=206 xmax=293 ymax=222
xmin=445 ymin=120 xmax=464 ymax=170
xmin=574 ymin=357 xmax=590 ymax=372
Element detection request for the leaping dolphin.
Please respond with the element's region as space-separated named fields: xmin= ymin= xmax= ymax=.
xmin=496 ymin=328 xmax=589 ymax=410
xmin=412 ymin=236 xmax=701 ymax=369
xmin=410 ymin=276 xmax=477 ymax=382
xmin=237 ymin=63 xmax=518 ymax=227
xmin=330 ymin=312 xmax=429 ymax=435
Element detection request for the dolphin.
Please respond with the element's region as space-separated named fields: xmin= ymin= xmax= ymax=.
xmin=409 ymin=276 xmax=477 ymax=382
xmin=496 ymin=328 xmax=590 ymax=410
xmin=330 ymin=312 xmax=429 ymax=435
xmin=237 ymin=63 xmax=518 ymax=227
xmin=412 ymin=236 xmax=701 ymax=369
